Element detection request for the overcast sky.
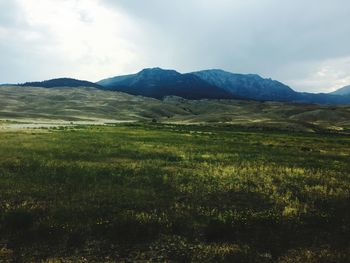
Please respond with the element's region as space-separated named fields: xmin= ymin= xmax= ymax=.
xmin=0 ymin=0 xmax=349 ymax=92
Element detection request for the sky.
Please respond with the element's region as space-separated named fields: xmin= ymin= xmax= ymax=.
xmin=0 ymin=0 xmax=350 ymax=92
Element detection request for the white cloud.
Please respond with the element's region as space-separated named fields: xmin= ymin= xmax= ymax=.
xmin=102 ymin=0 xmax=350 ymax=92
xmin=285 ymin=57 xmax=350 ymax=93
xmin=0 ymin=0 xmax=350 ymax=92
xmin=0 ymin=0 xmax=145 ymax=82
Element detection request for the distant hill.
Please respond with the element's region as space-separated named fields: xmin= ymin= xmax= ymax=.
xmin=192 ymin=69 xmax=350 ymax=104
xmin=331 ymin=85 xmax=350 ymax=96
xmin=296 ymin=92 xmax=350 ymax=104
xmin=97 ymin=68 xmax=236 ymax=100
xmin=4 ymin=68 xmax=350 ymax=105
xmin=98 ymin=68 xmax=350 ymax=104
xmin=19 ymin=78 xmax=102 ymax=89
xmin=192 ymin=69 xmax=298 ymax=102
xmin=1 ymin=86 xmax=350 ymax=133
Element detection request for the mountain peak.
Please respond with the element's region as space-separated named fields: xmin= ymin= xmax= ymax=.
xmin=141 ymin=67 xmax=166 ymax=71
xmin=200 ymin=69 xmax=262 ymax=77
xmin=331 ymin=85 xmax=350 ymax=96
xmin=97 ymin=68 xmax=350 ymax=104
xmin=97 ymin=68 xmax=234 ymax=100
xmin=138 ymin=67 xmax=180 ymax=76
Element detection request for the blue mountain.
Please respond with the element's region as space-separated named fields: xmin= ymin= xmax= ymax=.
xmin=331 ymin=85 xmax=350 ymax=96
xmin=98 ymin=68 xmax=350 ymax=104
xmin=19 ymin=78 xmax=102 ymax=89
xmin=97 ymin=68 xmax=235 ymax=100
xmin=192 ymin=69 xmax=298 ymax=102
xmin=192 ymin=69 xmax=350 ymax=104
xmin=6 ymin=68 xmax=349 ymax=105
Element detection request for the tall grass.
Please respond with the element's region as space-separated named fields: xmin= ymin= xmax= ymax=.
xmin=0 ymin=124 xmax=349 ymax=262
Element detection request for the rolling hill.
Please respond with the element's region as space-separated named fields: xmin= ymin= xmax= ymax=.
xmin=19 ymin=78 xmax=102 ymax=89
xmin=1 ymin=85 xmax=349 ymax=133
xmin=4 ymin=68 xmax=350 ymax=105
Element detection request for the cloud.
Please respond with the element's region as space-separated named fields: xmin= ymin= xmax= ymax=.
xmin=0 ymin=0 xmax=350 ymax=92
xmin=103 ymin=0 xmax=350 ymax=91
xmin=285 ymin=56 xmax=350 ymax=93
xmin=0 ymin=0 xmax=144 ymax=83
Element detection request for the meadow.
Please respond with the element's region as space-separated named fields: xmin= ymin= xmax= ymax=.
xmin=0 ymin=123 xmax=349 ymax=262
xmin=1 ymin=86 xmax=350 ymax=133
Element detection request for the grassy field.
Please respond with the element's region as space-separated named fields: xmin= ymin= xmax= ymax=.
xmin=0 ymin=123 xmax=349 ymax=262
xmin=1 ymin=86 xmax=350 ymax=133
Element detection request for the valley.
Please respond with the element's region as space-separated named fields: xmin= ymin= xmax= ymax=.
xmin=0 ymin=84 xmax=349 ymax=262
xmin=2 ymin=0 xmax=350 ymax=261
xmin=1 ymin=86 xmax=350 ymax=133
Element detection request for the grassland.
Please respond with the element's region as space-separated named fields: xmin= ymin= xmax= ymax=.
xmin=1 ymin=86 xmax=350 ymax=133
xmin=0 ymin=123 xmax=349 ymax=262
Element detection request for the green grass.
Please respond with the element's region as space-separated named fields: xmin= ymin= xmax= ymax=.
xmin=0 ymin=124 xmax=349 ymax=262
xmin=1 ymin=86 xmax=350 ymax=133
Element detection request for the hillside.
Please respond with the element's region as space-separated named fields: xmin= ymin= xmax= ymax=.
xmin=1 ymin=86 xmax=350 ymax=133
xmin=9 ymin=69 xmax=350 ymax=105
xmin=193 ymin=69 xmax=350 ymax=104
xmin=98 ymin=68 xmax=350 ymax=104
xmin=331 ymin=85 xmax=350 ymax=96
xmin=97 ymin=68 xmax=234 ymax=100
xmin=192 ymin=69 xmax=298 ymax=102
xmin=19 ymin=78 xmax=102 ymax=89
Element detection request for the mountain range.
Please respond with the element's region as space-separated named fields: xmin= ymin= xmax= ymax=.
xmin=13 ymin=68 xmax=350 ymax=105
xmin=97 ymin=68 xmax=235 ymax=100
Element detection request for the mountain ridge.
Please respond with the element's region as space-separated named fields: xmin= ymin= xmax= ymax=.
xmin=3 ymin=68 xmax=350 ymax=105
xmin=19 ymin=78 xmax=102 ymax=89
xmin=97 ymin=68 xmax=236 ymax=100
xmin=331 ymin=85 xmax=350 ymax=96
xmin=98 ymin=68 xmax=350 ymax=104
xmin=192 ymin=69 xmax=298 ymax=102
xmin=192 ymin=69 xmax=350 ymax=104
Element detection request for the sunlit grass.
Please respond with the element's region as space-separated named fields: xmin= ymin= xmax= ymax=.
xmin=0 ymin=123 xmax=349 ymax=262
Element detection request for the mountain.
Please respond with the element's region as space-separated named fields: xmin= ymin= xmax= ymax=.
xmin=5 ymin=68 xmax=350 ymax=105
xmin=296 ymin=92 xmax=350 ymax=104
xmin=98 ymin=68 xmax=350 ymax=104
xmin=19 ymin=78 xmax=102 ymax=89
xmin=331 ymin=85 xmax=350 ymax=96
xmin=192 ymin=69 xmax=298 ymax=102
xmin=97 ymin=68 xmax=235 ymax=100
xmin=192 ymin=69 xmax=350 ymax=104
